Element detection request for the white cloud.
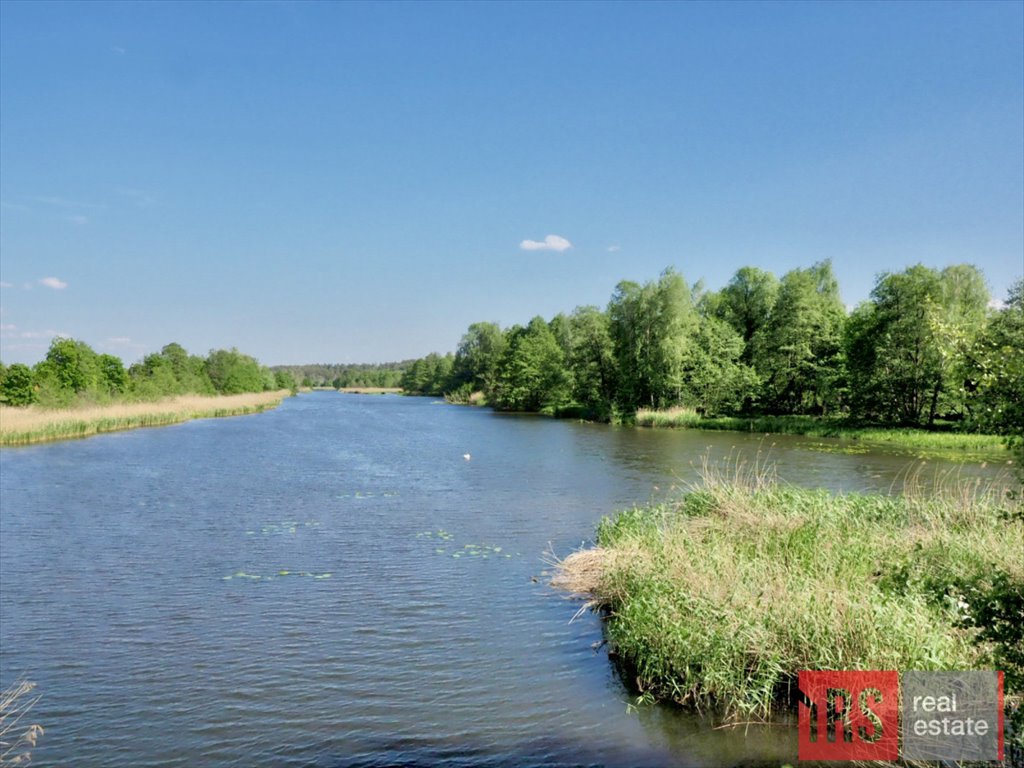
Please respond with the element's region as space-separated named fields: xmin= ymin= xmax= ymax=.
xmin=67 ymin=214 xmax=89 ymax=226
xmin=607 ymin=244 xmax=621 ymax=253
xmin=112 ymin=46 xmax=126 ymax=55
xmin=0 ymin=324 xmax=16 ymax=333
xmin=39 ymin=276 xmax=68 ymax=290
xmin=520 ymin=234 xmax=572 ymax=253
xmin=988 ymin=298 xmax=1007 ymax=310
xmin=0 ymin=281 xmax=12 ymax=288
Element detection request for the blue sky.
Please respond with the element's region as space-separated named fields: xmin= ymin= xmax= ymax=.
xmin=1 ymin=0 xmax=1021 ymax=366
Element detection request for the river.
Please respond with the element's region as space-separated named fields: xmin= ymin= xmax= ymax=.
xmin=0 ymin=392 xmax=1010 ymax=766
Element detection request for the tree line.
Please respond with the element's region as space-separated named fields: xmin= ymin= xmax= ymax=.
xmin=271 ymin=362 xmax=411 ymax=389
xmin=400 ymin=262 xmax=1022 ymax=438
xmin=0 ymin=339 xmax=296 ymax=407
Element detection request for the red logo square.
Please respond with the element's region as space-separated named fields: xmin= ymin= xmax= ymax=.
xmin=798 ymin=670 xmax=899 ymax=761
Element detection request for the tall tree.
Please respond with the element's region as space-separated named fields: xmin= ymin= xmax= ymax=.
xmin=608 ymin=268 xmax=699 ymax=409
xmin=683 ymin=316 xmax=757 ymax=415
xmin=567 ymin=305 xmax=617 ymax=416
xmin=493 ymin=317 xmax=570 ymax=411
xmin=846 ymin=264 xmax=989 ymax=425
xmin=452 ymin=322 xmax=506 ymax=396
xmin=718 ymin=266 xmax=779 ymax=363
xmin=753 ymin=261 xmax=846 ymax=415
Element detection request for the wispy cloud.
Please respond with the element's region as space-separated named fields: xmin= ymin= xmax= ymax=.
xmin=27 ymin=196 xmax=106 ymax=210
xmin=0 ymin=200 xmax=31 ymax=212
xmin=607 ymin=244 xmax=621 ymax=253
xmin=115 ymin=187 xmax=157 ymax=207
xmin=66 ymin=214 xmax=89 ymax=226
xmin=0 ymin=281 xmax=12 ymax=289
xmin=100 ymin=336 xmax=147 ymax=355
xmin=519 ymin=234 xmax=572 ymax=253
xmin=0 ymin=326 xmax=65 ymax=340
xmin=39 ymin=276 xmax=68 ymax=290
xmin=111 ymin=46 xmax=127 ymax=55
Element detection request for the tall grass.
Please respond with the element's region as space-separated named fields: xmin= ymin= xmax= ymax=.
xmin=554 ymin=461 xmax=1023 ymax=719
xmin=0 ymin=391 xmax=290 ymax=446
xmin=634 ymin=408 xmax=1007 ymax=456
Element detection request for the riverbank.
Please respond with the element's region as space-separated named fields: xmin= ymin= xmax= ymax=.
xmin=634 ymin=407 xmax=1007 ymax=459
xmin=0 ymin=390 xmax=291 ymax=446
xmin=553 ymin=464 xmax=1022 ymax=719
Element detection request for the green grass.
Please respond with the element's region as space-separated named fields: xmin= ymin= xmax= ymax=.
xmin=555 ymin=462 xmax=1023 ymax=719
xmin=634 ymin=408 xmax=1007 ymax=459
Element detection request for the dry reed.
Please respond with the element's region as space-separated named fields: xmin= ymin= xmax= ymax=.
xmin=0 ymin=390 xmax=290 ymax=446
xmin=0 ymin=680 xmax=43 ymax=766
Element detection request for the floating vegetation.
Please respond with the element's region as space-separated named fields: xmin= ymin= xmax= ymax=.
xmin=416 ymin=529 xmax=454 ymax=542
xmin=222 ymin=570 xmax=332 ymax=581
xmin=417 ymin=531 xmax=517 ymax=560
xmin=246 ymin=521 xmax=321 ymax=536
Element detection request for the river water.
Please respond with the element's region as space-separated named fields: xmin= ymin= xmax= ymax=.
xmin=0 ymin=392 xmax=1010 ymax=767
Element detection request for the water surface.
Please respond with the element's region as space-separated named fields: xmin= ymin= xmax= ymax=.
xmin=0 ymin=393 xmax=1009 ymax=766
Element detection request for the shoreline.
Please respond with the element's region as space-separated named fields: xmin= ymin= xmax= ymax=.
xmin=634 ymin=408 xmax=1008 ymax=461
xmin=0 ymin=390 xmax=292 ymax=447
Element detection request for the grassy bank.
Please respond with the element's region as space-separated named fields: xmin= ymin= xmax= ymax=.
xmin=554 ymin=464 xmax=1022 ymax=719
xmin=0 ymin=390 xmax=291 ymax=446
xmin=634 ymin=407 xmax=1007 ymax=457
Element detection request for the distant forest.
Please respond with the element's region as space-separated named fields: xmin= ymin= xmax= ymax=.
xmin=400 ymin=261 xmax=1022 ymax=441
xmin=271 ymin=362 xmax=413 ymax=389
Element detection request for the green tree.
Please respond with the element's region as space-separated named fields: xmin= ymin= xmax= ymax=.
xmin=718 ymin=266 xmax=779 ymax=364
xmin=97 ymin=354 xmax=129 ymax=395
xmin=274 ymin=369 xmax=297 ymax=391
xmin=608 ymin=268 xmax=699 ymax=409
xmin=846 ymin=264 xmax=989 ymax=425
xmin=683 ymin=316 xmax=757 ymax=415
xmin=963 ymin=278 xmax=1024 ymax=466
xmin=752 ymin=261 xmax=846 ymax=415
xmin=452 ymin=322 xmax=506 ymax=396
xmin=0 ymin=363 xmax=36 ymax=405
xmin=205 ymin=348 xmax=265 ymax=394
xmin=567 ymin=306 xmax=617 ymax=417
xmin=37 ymin=337 xmax=100 ymax=395
xmin=493 ymin=317 xmax=571 ymax=411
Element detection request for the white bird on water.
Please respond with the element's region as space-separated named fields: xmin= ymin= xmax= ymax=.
xmin=463 ymin=453 xmax=471 ymax=461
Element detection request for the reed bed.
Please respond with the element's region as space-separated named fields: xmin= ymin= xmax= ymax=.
xmin=634 ymin=408 xmax=1007 ymax=457
xmin=0 ymin=391 xmax=290 ymax=446
xmin=553 ymin=460 xmax=1023 ymax=720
